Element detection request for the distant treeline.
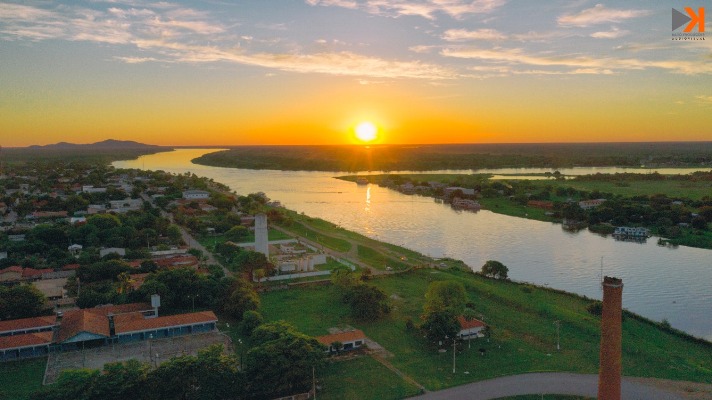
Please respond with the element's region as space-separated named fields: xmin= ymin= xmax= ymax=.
xmin=1 ymin=148 xmax=170 ymax=165
xmin=192 ymin=142 xmax=712 ymax=172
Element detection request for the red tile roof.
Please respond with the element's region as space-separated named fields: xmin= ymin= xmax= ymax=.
xmin=316 ymin=329 xmax=366 ymax=346
xmin=22 ymin=268 xmax=53 ymax=278
xmin=0 ymin=316 xmax=56 ymax=334
xmin=62 ymin=264 xmax=81 ymax=270
xmin=56 ymin=303 xmax=152 ymax=343
xmin=114 ymin=311 xmax=217 ymax=335
xmin=32 ymin=211 xmax=68 ymax=218
xmin=57 ymin=309 xmax=110 ymax=342
xmin=0 ymin=331 xmax=53 ymax=350
xmin=458 ymin=316 xmax=486 ymax=330
xmin=0 ymin=266 xmax=23 ymax=275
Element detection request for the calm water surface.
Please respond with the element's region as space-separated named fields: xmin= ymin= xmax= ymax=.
xmin=115 ymin=149 xmax=712 ymax=340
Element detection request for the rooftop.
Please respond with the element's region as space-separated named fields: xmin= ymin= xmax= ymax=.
xmin=0 ymin=315 xmax=56 ymax=334
xmin=316 ymin=329 xmax=366 ymax=346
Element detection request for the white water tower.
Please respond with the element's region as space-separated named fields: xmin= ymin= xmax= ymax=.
xmin=255 ymin=213 xmax=269 ymax=258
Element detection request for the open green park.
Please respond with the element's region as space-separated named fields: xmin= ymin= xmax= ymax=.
xmin=259 ymin=268 xmax=712 ymax=399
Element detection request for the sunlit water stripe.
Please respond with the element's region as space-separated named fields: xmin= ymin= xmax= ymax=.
xmin=115 ymin=149 xmax=712 ymax=341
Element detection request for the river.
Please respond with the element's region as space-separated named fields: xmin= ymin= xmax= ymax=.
xmin=114 ymin=149 xmax=712 ymax=341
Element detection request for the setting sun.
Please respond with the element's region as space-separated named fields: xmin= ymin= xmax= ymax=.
xmin=355 ymin=122 xmax=377 ymax=142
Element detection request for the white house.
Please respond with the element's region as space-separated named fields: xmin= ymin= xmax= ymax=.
xmin=182 ymin=190 xmax=210 ymax=200
xmin=82 ymin=185 xmax=108 ymax=193
xmin=458 ymin=316 xmax=486 ymax=340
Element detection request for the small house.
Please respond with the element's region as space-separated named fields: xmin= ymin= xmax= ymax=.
xmin=316 ymin=329 xmax=366 ymax=353
xmin=458 ymin=316 xmax=486 ymax=340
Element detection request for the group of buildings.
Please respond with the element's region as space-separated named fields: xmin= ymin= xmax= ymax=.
xmin=0 ymin=297 xmax=218 ymax=362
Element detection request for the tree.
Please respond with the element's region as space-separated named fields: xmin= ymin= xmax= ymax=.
xmin=238 ymin=310 xmax=264 ymax=337
xmin=691 ymin=216 xmax=708 ymax=230
xmin=0 ymin=285 xmax=48 ymax=319
xmin=343 ymin=284 xmax=390 ymax=320
xmin=330 ymin=341 xmax=343 ymax=354
xmin=481 ymin=260 xmax=509 ymax=279
xmin=420 ymin=310 xmax=460 ymax=345
xmin=233 ymin=250 xmax=273 ymax=277
xmin=225 ymin=226 xmax=249 ymax=242
xmin=424 ymin=280 xmax=467 ymax=315
xmin=331 ymin=267 xmax=357 ymax=289
xmin=223 ymin=278 xmax=260 ymax=321
xmin=246 ymin=322 xmax=325 ymax=398
xmin=166 ymin=225 xmax=183 ymax=244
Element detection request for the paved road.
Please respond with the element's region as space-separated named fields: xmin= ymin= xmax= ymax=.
xmin=408 ymin=373 xmax=686 ymax=400
xmin=141 ymin=194 xmax=231 ymax=277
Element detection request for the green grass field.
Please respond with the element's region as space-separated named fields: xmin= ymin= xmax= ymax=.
xmin=0 ymin=358 xmax=47 ymax=400
xmin=526 ymin=179 xmax=712 ymax=201
xmin=319 ymin=356 xmax=422 ymax=400
xmin=260 ymin=269 xmax=712 ymax=394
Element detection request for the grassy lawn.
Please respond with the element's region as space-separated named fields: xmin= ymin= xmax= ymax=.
xmin=279 ymin=221 xmax=352 ymax=253
xmin=197 ymin=228 xmax=291 ymax=248
xmin=315 ymin=257 xmax=353 ymax=272
xmin=526 ymin=179 xmax=712 ymax=201
xmin=259 ymin=269 xmax=712 ymax=393
xmin=319 ymin=356 xmax=422 ymax=400
xmin=479 ymin=198 xmax=557 ymax=223
xmin=0 ymin=358 xmax=47 ymax=400
xmin=357 ymin=245 xmax=410 ymax=271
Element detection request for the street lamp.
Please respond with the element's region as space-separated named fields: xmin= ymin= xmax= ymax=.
xmin=237 ymin=338 xmax=244 ymax=369
xmin=149 ymin=334 xmax=154 ymax=366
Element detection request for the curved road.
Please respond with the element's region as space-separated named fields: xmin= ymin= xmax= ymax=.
xmin=408 ymin=373 xmax=688 ymax=400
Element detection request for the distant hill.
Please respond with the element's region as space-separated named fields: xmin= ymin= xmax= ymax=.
xmin=26 ymin=139 xmax=163 ymax=150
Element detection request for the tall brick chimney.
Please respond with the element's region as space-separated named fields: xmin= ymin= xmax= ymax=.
xmin=598 ymin=276 xmax=623 ymax=400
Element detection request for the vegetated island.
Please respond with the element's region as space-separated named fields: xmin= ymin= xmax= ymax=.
xmin=192 ymin=142 xmax=712 ymax=172
xmin=337 ymin=171 xmax=712 ymax=250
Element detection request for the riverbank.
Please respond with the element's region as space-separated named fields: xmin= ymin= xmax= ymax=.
xmin=336 ymin=173 xmax=712 ymax=250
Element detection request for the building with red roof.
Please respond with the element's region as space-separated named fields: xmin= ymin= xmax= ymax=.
xmin=0 ymin=266 xmax=23 ymax=282
xmin=316 ymin=329 xmax=366 ymax=353
xmin=457 ymin=316 xmax=487 ymax=340
xmin=0 ymin=301 xmax=218 ymax=359
xmin=0 ymin=331 xmax=53 ymax=361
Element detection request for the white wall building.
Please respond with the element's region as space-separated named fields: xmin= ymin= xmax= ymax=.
xmin=182 ymin=190 xmax=209 ymax=200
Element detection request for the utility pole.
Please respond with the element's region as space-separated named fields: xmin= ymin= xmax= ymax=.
xmin=554 ymin=320 xmax=560 ymax=351
xmin=312 ymin=366 xmax=316 ymax=400
xmin=452 ymin=337 xmax=456 ymax=373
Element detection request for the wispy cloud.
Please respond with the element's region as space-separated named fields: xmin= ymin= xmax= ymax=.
xmin=442 ymin=46 xmax=712 ymax=75
xmin=590 ymin=27 xmax=630 ymax=39
xmin=558 ymin=4 xmax=649 ymax=27
xmin=442 ymin=28 xmax=506 ymax=41
xmin=306 ymin=0 xmax=507 ymax=20
xmin=441 ymin=28 xmax=573 ymax=43
xmin=697 ymin=95 xmax=712 ymax=105
xmin=0 ymin=2 xmax=455 ymax=80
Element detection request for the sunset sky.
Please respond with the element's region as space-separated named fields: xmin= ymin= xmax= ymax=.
xmin=1 ymin=0 xmax=711 ymax=146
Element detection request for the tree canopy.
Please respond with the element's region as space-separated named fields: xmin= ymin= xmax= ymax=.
xmin=481 ymin=260 xmax=509 ymax=280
